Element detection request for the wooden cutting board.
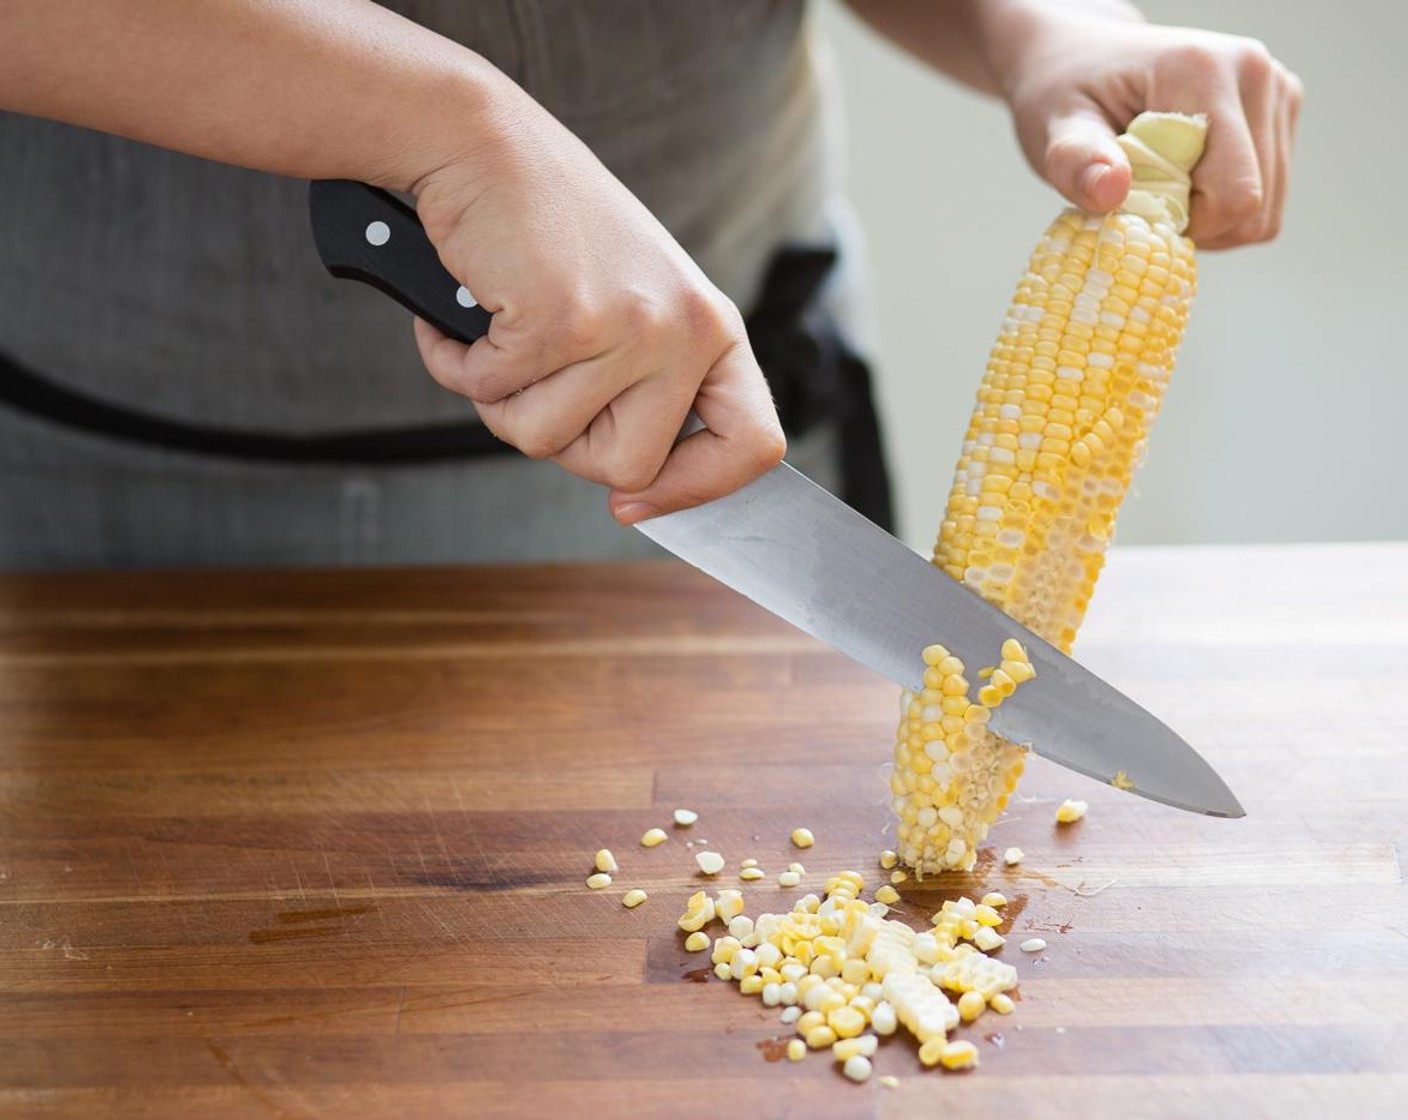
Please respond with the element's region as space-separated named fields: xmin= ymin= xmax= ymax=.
xmin=1 ymin=544 xmax=1404 ymax=1119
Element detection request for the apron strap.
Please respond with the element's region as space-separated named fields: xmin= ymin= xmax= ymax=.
xmin=0 ymin=246 xmax=894 ymax=528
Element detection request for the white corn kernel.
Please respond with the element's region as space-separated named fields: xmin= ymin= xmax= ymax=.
xmin=622 ymin=889 xmax=648 ymax=908
xmin=740 ymin=858 xmax=759 ymax=869
xmin=1020 ymin=938 xmax=1048 ymax=953
xmin=739 ymin=867 xmax=765 ymax=881
xmin=778 ymin=870 xmax=802 ymax=888
xmin=594 ymin=849 xmax=618 ymax=874
xmin=878 ymin=1075 xmax=899 ymax=1089
xmin=973 ymin=926 xmax=1005 ymax=952
xmin=727 ymin=915 xmax=755 ymax=940
xmin=842 ymin=1054 xmax=873 ymax=1083
xmin=684 ymin=931 xmax=710 ymax=952
xmin=780 ymin=1005 xmax=802 ymax=1024
xmin=1003 ymin=847 xmax=1024 ymax=866
xmin=874 ymin=885 xmax=900 ymax=905
xmin=879 ymin=850 xmax=898 ymax=870
xmin=1056 ymin=799 xmax=1088 ymax=824
xmin=585 ymin=872 xmax=612 ymax=889
xmin=871 ymin=1001 xmax=897 ymax=1035
xmin=673 ymin=808 xmax=699 ymax=826
xmin=695 ymin=851 xmax=725 ymax=875
xmin=715 ymin=890 xmax=745 ymax=922
xmin=981 ymin=892 xmax=1008 ymax=909
xmin=788 ymin=862 xmax=806 ymax=875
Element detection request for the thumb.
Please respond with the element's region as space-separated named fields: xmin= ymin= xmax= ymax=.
xmin=1042 ymin=104 xmax=1132 ymax=212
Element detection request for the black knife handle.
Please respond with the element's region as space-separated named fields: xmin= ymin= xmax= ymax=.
xmin=308 ymin=179 xmax=491 ymax=345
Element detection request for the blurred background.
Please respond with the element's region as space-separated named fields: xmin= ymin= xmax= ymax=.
xmin=821 ymin=0 xmax=1399 ymax=551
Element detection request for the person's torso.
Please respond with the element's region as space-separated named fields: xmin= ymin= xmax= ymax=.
xmin=0 ymin=0 xmax=830 ymax=435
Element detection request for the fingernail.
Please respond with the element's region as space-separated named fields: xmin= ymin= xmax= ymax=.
xmin=613 ymin=502 xmax=658 ymax=525
xmin=1079 ymin=164 xmax=1109 ymax=207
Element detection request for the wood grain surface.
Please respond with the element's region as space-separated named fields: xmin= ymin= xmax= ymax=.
xmin=1 ymin=544 xmax=1405 ymax=1119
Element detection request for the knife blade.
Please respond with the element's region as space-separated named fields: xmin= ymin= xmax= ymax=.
xmin=307 ymin=178 xmax=1244 ymax=819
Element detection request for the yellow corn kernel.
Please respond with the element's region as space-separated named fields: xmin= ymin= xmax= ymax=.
xmin=827 ymin=1006 xmax=867 ymax=1039
xmin=739 ymin=974 xmax=764 ymax=996
xmin=1056 ymin=798 xmax=1088 ymax=824
xmin=622 ymin=889 xmax=648 ymax=908
xmin=957 ymin=991 xmax=986 ymax=1022
xmin=879 ymin=850 xmax=898 ymax=870
xmin=990 ymin=992 xmax=1015 ymax=1015
xmin=917 ymin=1037 xmax=947 ymax=1068
xmin=677 ymin=891 xmax=715 ymax=932
xmin=788 ymin=862 xmax=806 ymax=875
xmin=879 ymin=1075 xmax=900 ymax=1089
xmin=874 ymin=885 xmax=900 ymax=905
xmin=981 ymin=892 xmax=1008 ymax=909
xmin=840 ymin=959 xmax=870 ymax=986
xmin=787 ymin=1039 xmax=806 ymax=1062
xmin=593 ymin=849 xmax=618 ymax=874
xmin=684 ymin=931 xmax=710 ymax=952
xmin=778 ymin=870 xmax=802 ymax=888
xmin=805 ymin=1025 xmax=838 ymax=1050
xmin=892 ymin=112 xmax=1207 ymax=877
xmin=973 ymin=904 xmax=1002 ymax=927
xmin=640 ymin=829 xmax=668 ymax=848
xmin=791 ymin=828 xmax=815 ymax=849
xmin=832 ymin=1035 xmax=877 ymax=1062
xmin=715 ymin=890 xmax=745 ymax=922
xmin=796 ymin=1009 xmax=826 ymax=1035
xmin=713 ymin=962 xmax=731 ymax=980
xmin=940 ymin=1040 xmax=981 ymax=1071
xmin=739 ymin=867 xmax=765 ymax=882
xmin=1111 ymin=770 xmax=1137 ymax=791
xmin=890 ymin=869 xmax=909 ymax=885
xmin=585 ymin=872 xmax=612 ymax=890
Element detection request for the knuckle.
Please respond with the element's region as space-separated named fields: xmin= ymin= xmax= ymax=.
xmin=512 ymin=419 xmax=570 ymax=461
xmin=603 ymin=443 xmax=666 ymax=493
xmin=1235 ymin=38 xmax=1275 ymax=80
xmin=753 ymin=423 xmax=788 ymax=471
xmin=1162 ymin=41 xmax=1221 ymax=77
xmin=679 ymin=286 xmax=739 ymax=347
xmin=558 ymin=295 xmax=606 ymax=355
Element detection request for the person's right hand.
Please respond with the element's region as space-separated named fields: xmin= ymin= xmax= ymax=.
xmin=408 ymin=74 xmax=785 ymax=525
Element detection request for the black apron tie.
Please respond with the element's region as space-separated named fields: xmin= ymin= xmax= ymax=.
xmin=0 ymin=245 xmax=894 ymax=529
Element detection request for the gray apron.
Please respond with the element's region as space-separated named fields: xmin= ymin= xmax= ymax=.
xmin=0 ymin=1 xmax=867 ymax=570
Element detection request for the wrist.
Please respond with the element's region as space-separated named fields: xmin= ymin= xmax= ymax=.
xmin=371 ymin=51 xmax=521 ymax=199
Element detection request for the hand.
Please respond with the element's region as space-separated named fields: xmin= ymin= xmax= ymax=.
xmin=408 ymin=75 xmax=784 ymax=524
xmin=997 ymin=11 xmax=1303 ymax=248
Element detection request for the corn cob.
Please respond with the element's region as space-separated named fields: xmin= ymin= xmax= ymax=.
xmin=893 ymin=112 xmax=1209 ymax=874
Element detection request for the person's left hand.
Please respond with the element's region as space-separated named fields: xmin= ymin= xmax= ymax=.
xmin=997 ymin=12 xmax=1303 ymax=248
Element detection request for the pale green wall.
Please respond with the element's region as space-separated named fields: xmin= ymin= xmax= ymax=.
xmin=821 ymin=0 xmax=1403 ymax=547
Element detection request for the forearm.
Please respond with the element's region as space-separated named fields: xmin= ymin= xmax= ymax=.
xmin=1 ymin=0 xmax=511 ymax=193
xmin=842 ymin=0 xmax=1144 ymax=96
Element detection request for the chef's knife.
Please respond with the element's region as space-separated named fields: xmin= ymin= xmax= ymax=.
xmin=308 ymin=179 xmax=1244 ymax=819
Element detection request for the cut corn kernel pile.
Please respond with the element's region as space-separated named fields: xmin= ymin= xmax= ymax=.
xmin=893 ymin=111 xmax=1208 ymax=875
xmin=683 ymin=868 xmax=1018 ymax=1078
xmin=583 ymin=825 xmax=1039 ymax=1082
